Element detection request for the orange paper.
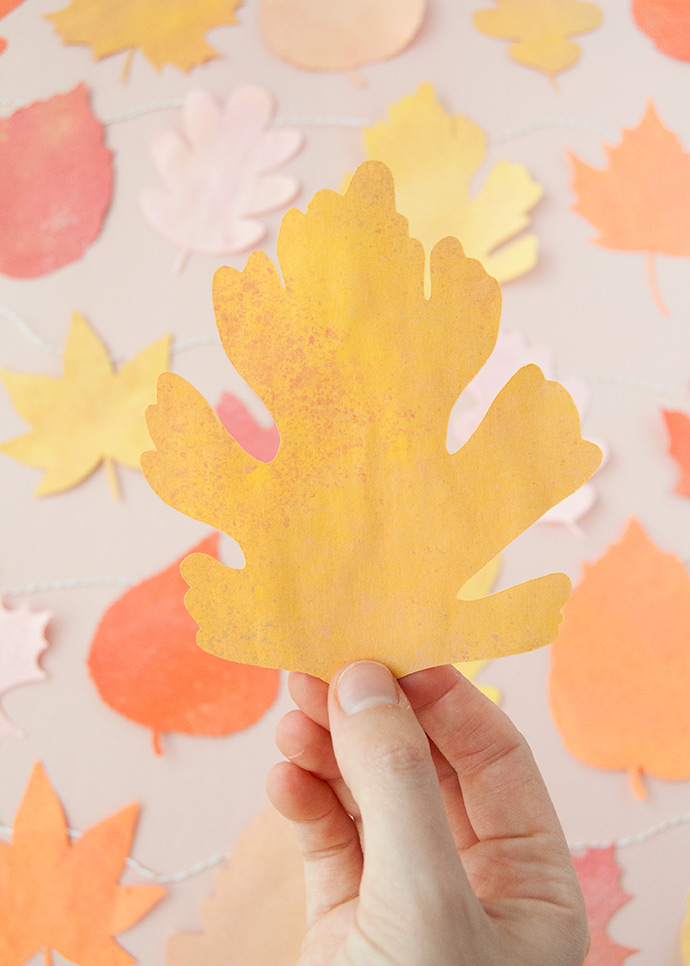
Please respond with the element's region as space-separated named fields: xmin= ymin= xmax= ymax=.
xmin=143 ymin=161 xmax=601 ymax=681
xmin=662 ymin=408 xmax=690 ymax=498
xmin=572 ymin=847 xmax=636 ymax=965
xmin=549 ymin=518 xmax=690 ymax=798
xmin=0 ymin=763 xmax=164 ymax=966
xmin=633 ymin=0 xmax=690 ymax=61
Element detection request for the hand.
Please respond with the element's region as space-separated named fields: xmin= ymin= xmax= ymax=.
xmin=267 ymin=661 xmax=589 ymax=966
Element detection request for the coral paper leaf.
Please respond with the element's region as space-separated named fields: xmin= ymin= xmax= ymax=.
xmin=259 ymin=0 xmax=425 ymax=73
xmin=572 ymin=847 xmax=637 ymax=965
xmin=142 ymin=160 xmax=602 ymax=681
xmin=473 ymin=0 xmax=602 ymax=77
xmin=356 ymin=84 xmax=542 ymax=291
xmin=215 ymin=393 xmax=280 ymax=463
xmin=633 ymin=0 xmax=690 ymax=61
xmin=0 ymin=84 xmax=113 ymax=278
xmin=662 ymin=408 xmax=690 ymax=498
xmin=166 ymin=803 xmax=306 ymax=966
xmin=0 ymin=601 xmax=49 ymax=738
xmin=0 ymin=312 xmax=170 ymax=498
xmin=47 ymin=0 xmax=242 ymax=72
xmin=0 ymin=762 xmax=164 ymax=966
xmin=549 ymin=518 xmax=690 ymax=798
xmin=88 ymin=533 xmax=280 ymax=752
xmin=140 ymin=87 xmax=303 ymax=268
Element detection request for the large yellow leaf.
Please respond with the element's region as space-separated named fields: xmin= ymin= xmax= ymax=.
xmin=1 ymin=312 xmax=169 ymax=498
xmin=356 ymin=84 xmax=542 ymax=292
xmin=142 ymin=161 xmax=601 ymax=680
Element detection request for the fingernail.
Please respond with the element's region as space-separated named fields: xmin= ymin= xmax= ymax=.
xmin=337 ymin=661 xmax=399 ymax=715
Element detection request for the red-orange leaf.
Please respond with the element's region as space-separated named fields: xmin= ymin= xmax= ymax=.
xmin=0 ymin=762 xmax=164 ymax=966
xmin=0 ymin=0 xmax=25 ymax=54
xmin=662 ymin=408 xmax=690 ymax=498
xmin=572 ymin=846 xmax=636 ymax=965
xmin=633 ymin=0 xmax=690 ymax=61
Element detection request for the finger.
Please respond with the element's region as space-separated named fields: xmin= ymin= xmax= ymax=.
xmin=289 ymin=671 xmax=330 ymax=729
xmin=267 ymin=760 xmax=363 ymax=926
xmin=428 ymin=739 xmax=479 ymax=852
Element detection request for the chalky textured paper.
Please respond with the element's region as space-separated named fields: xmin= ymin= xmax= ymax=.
xmin=0 ymin=601 xmax=49 ymax=738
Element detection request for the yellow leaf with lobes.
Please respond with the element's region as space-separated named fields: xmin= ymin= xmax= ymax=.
xmin=356 ymin=84 xmax=542 ymax=292
xmin=142 ymin=161 xmax=601 ymax=681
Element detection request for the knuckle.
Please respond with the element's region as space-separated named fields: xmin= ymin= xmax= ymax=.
xmin=361 ymin=732 xmax=430 ymax=777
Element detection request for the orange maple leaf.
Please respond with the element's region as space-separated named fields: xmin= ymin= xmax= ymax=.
xmin=0 ymin=762 xmax=164 ymax=966
xmin=633 ymin=0 xmax=690 ymax=61
xmin=570 ymin=102 xmax=690 ymax=316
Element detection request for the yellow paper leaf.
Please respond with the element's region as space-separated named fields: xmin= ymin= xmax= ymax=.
xmin=473 ymin=0 xmax=603 ymax=78
xmin=455 ymin=555 xmax=502 ymax=703
xmin=1 ymin=312 xmax=169 ymax=498
xmin=355 ymin=84 xmax=542 ymax=292
xmin=142 ymin=161 xmax=602 ymax=681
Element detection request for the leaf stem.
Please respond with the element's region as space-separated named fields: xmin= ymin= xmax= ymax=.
xmin=646 ymin=252 xmax=671 ymax=317
xmin=44 ymin=946 xmax=52 ymax=966
xmin=104 ymin=459 xmax=120 ymax=500
xmin=120 ymin=49 xmax=135 ymax=82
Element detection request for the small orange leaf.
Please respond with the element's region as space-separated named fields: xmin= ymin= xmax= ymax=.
xmin=662 ymin=408 xmax=690 ymax=498
xmin=572 ymin=846 xmax=636 ymax=965
xmin=0 ymin=762 xmax=164 ymax=966
xmin=633 ymin=0 xmax=690 ymax=61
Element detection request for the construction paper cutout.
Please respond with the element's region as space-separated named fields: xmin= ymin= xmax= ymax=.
xmin=140 ymin=87 xmax=303 ymax=272
xmin=215 ymin=393 xmax=280 ymax=463
xmin=89 ymin=533 xmax=280 ymax=754
xmin=473 ymin=0 xmax=603 ymax=79
xmin=143 ymin=162 xmax=601 ymax=680
xmin=572 ymin=847 xmax=637 ymax=965
xmin=0 ymin=762 xmax=164 ymax=966
xmin=167 ymin=803 xmax=305 ymax=966
xmin=549 ymin=518 xmax=690 ymax=799
xmin=0 ymin=84 xmax=113 ymax=279
xmin=0 ymin=601 xmax=49 ymax=738
xmin=352 ymin=83 xmax=542 ymax=293
xmin=455 ymin=556 xmax=502 ymax=704
xmin=259 ymin=0 xmax=425 ymax=74
xmin=571 ymin=102 xmax=690 ymax=317
xmin=47 ymin=0 xmax=242 ymax=74
xmin=662 ymin=408 xmax=690 ymax=498
xmin=0 ymin=1 xmax=26 ymax=54
xmin=448 ymin=329 xmax=605 ymax=533
xmin=633 ymin=0 xmax=690 ymax=61
xmin=0 ymin=312 xmax=169 ymax=499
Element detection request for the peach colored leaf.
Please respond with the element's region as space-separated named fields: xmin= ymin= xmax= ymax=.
xmin=633 ymin=0 xmax=690 ymax=61
xmin=0 ymin=601 xmax=49 ymax=738
xmin=662 ymin=408 xmax=690 ymax=498
xmin=140 ymin=87 xmax=302 ymax=271
xmin=572 ymin=847 xmax=637 ymax=965
xmin=0 ymin=84 xmax=113 ymax=278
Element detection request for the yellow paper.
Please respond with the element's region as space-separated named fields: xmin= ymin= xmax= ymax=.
xmin=143 ymin=161 xmax=601 ymax=681
xmin=455 ymin=555 xmax=502 ymax=703
xmin=352 ymin=83 xmax=542 ymax=293
xmin=1 ymin=312 xmax=169 ymax=498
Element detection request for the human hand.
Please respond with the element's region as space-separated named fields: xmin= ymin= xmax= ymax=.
xmin=267 ymin=661 xmax=589 ymax=966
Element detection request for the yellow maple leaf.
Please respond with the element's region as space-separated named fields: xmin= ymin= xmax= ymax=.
xmin=1 ymin=312 xmax=169 ymax=498
xmin=473 ymin=0 xmax=603 ymax=79
xmin=142 ymin=161 xmax=601 ymax=681
xmin=354 ymin=84 xmax=542 ymax=293
xmin=47 ymin=0 xmax=242 ymax=74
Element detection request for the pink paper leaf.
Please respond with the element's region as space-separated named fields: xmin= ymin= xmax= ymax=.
xmin=215 ymin=392 xmax=280 ymax=463
xmin=572 ymin=846 xmax=637 ymax=965
xmin=0 ymin=600 xmax=50 ymax=737
xmin=140 ymin=86 xmax=303 ymax=269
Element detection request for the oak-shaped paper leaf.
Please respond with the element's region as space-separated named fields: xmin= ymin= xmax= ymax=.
xmin=550 ymin=518 xmax=690 ymax=798
xmin=47 ymin=0 xmax=242 ymax=73
xmin=0 ymin=84 xmax=113 ymax=278
xmin=215 ymin=392 xmax=280 ymax=463
xmin=142 ymin=160 xmax=602 ymax=681
xmin=353 ymin=83 xmax=542 ymax=293
xmin=167 ymin=803 xmax=305 ymax=966
xmin=89 ymin=533 xmax=280 ymax=754
xmin=140 ymin=87 xmax=303 ymax=271
xmin=0 ymin=1 xmax=26 ymax=54
xmin=572 ymin=846 xmax=637 ymax=965
xmin=633 ymin=0 xmax=690 ymax=61
xmin=473 ymin=0 xmax=603 ymax=78
xmin=662 ymin=408 xmax=690 ymax=498
xmin=571 ymin=102 xmax=690 ymax=316
xmin=259 ymin=0 xmax=425 ymax=73
xmin=0 ymin=311 xmax=170 ymax=498
xmin=0 ymin=601 xmax=49 ymax=738
xmin=0 ymin=762 xmax=164 ymax=966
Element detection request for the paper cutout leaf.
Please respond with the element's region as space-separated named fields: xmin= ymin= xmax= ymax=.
xmin=633 ymin=0 xmax=690 ymax=61
xmin=454 ymin=556 xmax=502 ymax=703
xmin=473 ymin=0 xmax=603 ymax=78
xmin=572 ymin=846 xmax=636 ymax=965
xmin=89 ymin=533 xmax=280 ymax=753
xmin=355 ymin=83 xmax=542 ymax=292
xmin=140 ymin=87 xmax=303 ymax=271
xmin=662 ymin=408 xmax=690 ymax=498
xmin=0 ymin=762 xmax=164 ymax=966
xmin=549 ymin=518 xmax=690 ymax=799
xmin=571 ymin=102 xmax=690 ymax=316
xmin=0 ymin=1 xmax=25 ymax=54
xmin=0 ymin=312 xmax=169 ymax=499
xmin=448 ymin=328 xmax=604 ymax=533
xmin=215 ymin=393 xmax=280 ymax=463
xmin=259 ymin=0 xmax=425 ymax=73
xmin=0 ymin=84 xmax=113 ymax=279
xmin=167 ymin=803 xmax=305 ymax=966
xmin=142 ymin=160 xmax=602 ymax=681
xmin=47 ymin=0 xmax=242 ymax=73
xmin=0 ymin=601 xmax=49 ymax=738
